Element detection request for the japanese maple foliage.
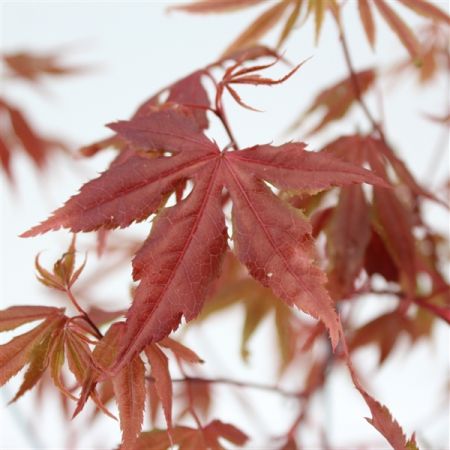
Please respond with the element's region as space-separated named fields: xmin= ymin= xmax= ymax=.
xmin=1 ymin=1 xmax=449 ymax=450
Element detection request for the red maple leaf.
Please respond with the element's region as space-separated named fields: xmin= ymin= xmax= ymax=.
xmin=23 ymin=108 xmax=386 ymax=372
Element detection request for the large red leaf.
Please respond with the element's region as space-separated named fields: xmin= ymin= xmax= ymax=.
xmin=24 ymin=110 xmax=385 ymax=371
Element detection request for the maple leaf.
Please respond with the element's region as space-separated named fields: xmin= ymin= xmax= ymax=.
xmin=0 ymin=98 xmax=66 ymax=181
xmin=134 ymin=420 xmax=248 ymax=450
xmin=76 ymin=321 xmax=203 ymax=448
xmin=35 ymin=235 xmax=86 ymax=292
xmin=290 ymin=69 xmax=376 ymax=136
xmin=321 ymin=134 xmax=446 ymax=297
xmin=2 ymin=49 xmax=87 ymax=83
xmin=390 ymin=23 xmax=450 ymax=84
xmin=359 ymin=0 xmax=450 ymax=61
xmin=349 ymin=310 xmax=416 ymax=364
xmin=23 ymin=107 xmax=386 ymax=372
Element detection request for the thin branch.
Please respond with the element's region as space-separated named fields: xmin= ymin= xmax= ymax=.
xmin=214 ymin=82 xmax=240 ymax=150
xmin=333 ymin=10 xmax=384 ymax=139
xmin=65 ymin=288 xmax=103 ymax=339
xmin=149 ymin=375 xmax=306 ymax=399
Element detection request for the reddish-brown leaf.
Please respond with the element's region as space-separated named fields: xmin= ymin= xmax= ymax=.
xmin=80 ymin=323 xmax=145 ymax=447
xmin=145 ymin=344 xmax=172 ymax=429
xmin=23 ymin=108 xmax=384 ymax=370
xmin=8 ymin=106 xmax=48 ymax=167
xmin=134 ymin=70 xmax=210 ymax=130
xmin=397 ymin=0 xmax=450 ymax=25
xmin=49 ymin=326 xmax=75 ymax=400
xmin=9 ymin=317 xmax=65 ymax=403
xmin=350 ymin=311 xmax=415 ymax=364
xmin=327 ymin=185 xmax=371 ymax=297
xmin=3 ymin=50 xmax=86 ymax=83
xmin=0 ymin=133 xmax=12 ymax=179
xmin=134 ymin=420 xmax=248 ymax=450
xmin=368 ymin=150 xmax=416 ymax=294
xmin=373 ymin=0 xmax=421 ymax=61
xmin=358 ymin=0 xmax=376 ymax=48
xmin=224 ymin=159 xmax=340 ymax=346
xmin=0 ymin=305 xmax=63 ymax=332
xmin=159 ymin=338 xmax=203 ymax=364
xmin=365 ymin=229 xmax=399 ymax=282
xmin=222 ymin=0 xmax=291 ymax=56
xmin=293 ymin=69 xmax=376 ymax=135
xmin=0 ymin=314 xmax=63 ymax=387
xmin=277 ymin=0 xmax=303 ymax=48
xmin=342 ymin=330 xmax=419 ymax=450
xmin=113 ymin=352 xmax=146 ymax=449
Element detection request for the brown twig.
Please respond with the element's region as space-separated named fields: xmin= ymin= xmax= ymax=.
xmin=333 ymin=9 xmax=385 ymax=139
xmin=149 ymin=375 xmax=306 ymax=399
xmin=65 ymin=287 xmax=103 ymax=339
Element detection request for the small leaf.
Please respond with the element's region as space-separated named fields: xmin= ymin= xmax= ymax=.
xmin=0 ymin=305 xmax=63 ymax=332
xmin=222 ymin=1 xmax=291 ymax=57
xmin=0 ymin=315 xmax=63 ymax=387
xmin=293 ymin=69 xmax=376 ymax=135
xmin=397 ymin=0 xmax=450 ymax=24
xmin=342 ymin=329 xmax=419 ymax=450
xmin=373 ymin=0 xmax=421 ymax=62
xmin=358 ymin=0 xmax=376 ymax=48
xmin=159 ymin=337 xmax=203 ymax=364
xmin=113 ymin=353 xmax=146 ymax=449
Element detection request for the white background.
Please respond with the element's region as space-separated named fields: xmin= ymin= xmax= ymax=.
xmin=0 ymin=1 xmax=449 ymax=449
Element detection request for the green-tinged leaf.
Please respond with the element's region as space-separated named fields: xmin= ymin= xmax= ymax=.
xmin=0 ymin=305 xmax=63 ymax=332
xmin=277 ymin=0 xmax=303 ymax=49
xmin=0 ymin=315 xmax=62 ymax=387
xmin=9 ymin=317 xmax=65 ymax=403
xmin=49 ymin=326 xmax=76 ymax=400
xmin=241 ymin=295 xmax=271 ymax=361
